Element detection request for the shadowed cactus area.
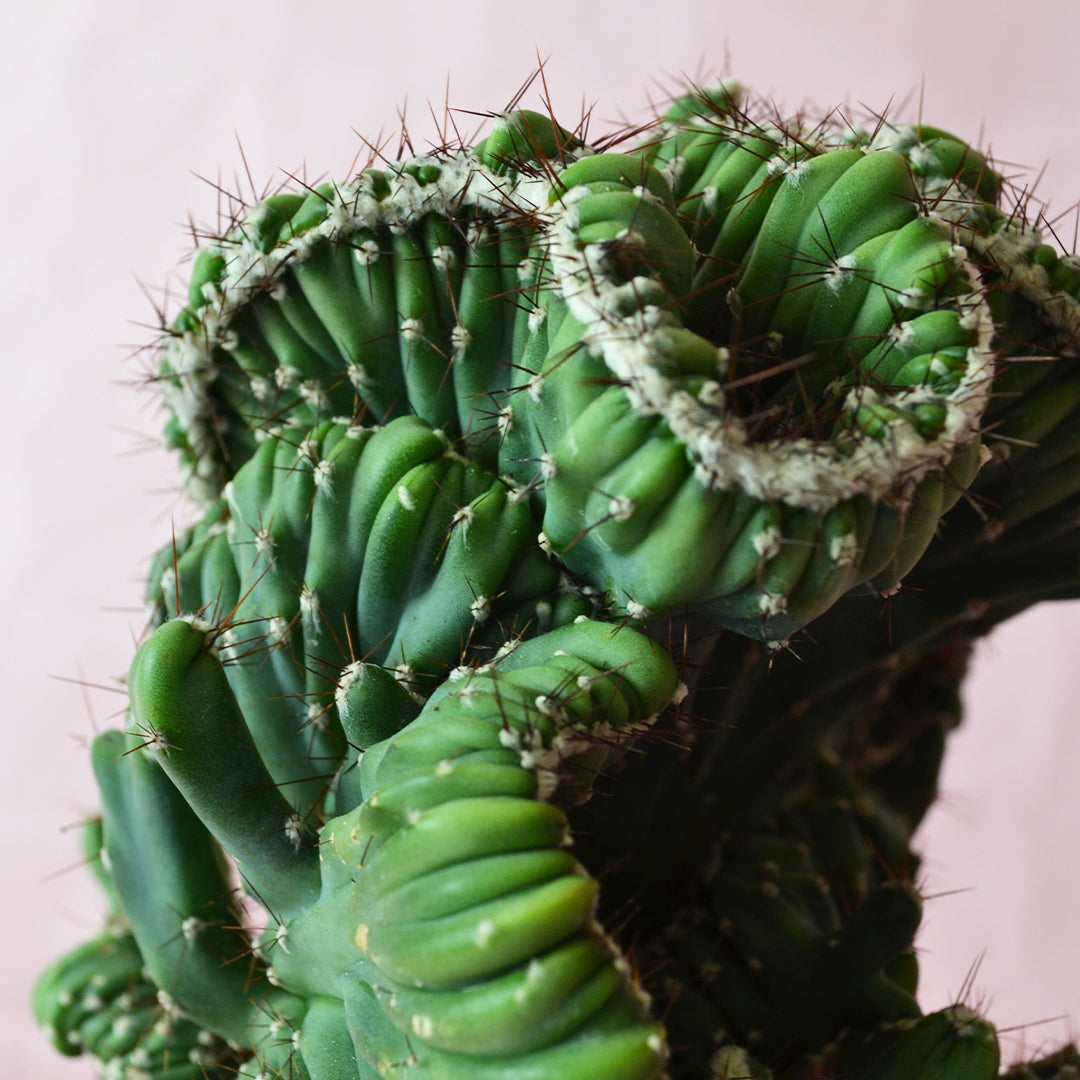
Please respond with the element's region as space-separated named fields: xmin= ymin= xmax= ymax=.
xmin=33 ymin=75 xmax=1080 ymax=1079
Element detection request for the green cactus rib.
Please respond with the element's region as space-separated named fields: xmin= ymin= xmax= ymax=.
xmin=494 ymin=106 xmax=996 ymax=639
xmin=115 ymin=614 xmax=681 ymax=1080
xmin=33 ymin=926 xmax=242 ymax=1078
xmin=158 ymin=111 xmax=582 ymax=500
xmin=144 ymin=414 xmax=584 ymax=822
xmin=837 ymin=1004 xmax=1001 ymax=1080
xmin=36 ymin=77 xmax=1080 ymax=1080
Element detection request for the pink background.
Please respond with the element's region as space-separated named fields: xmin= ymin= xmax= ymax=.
xmin=5 ymin=2 xmax=1079 ymax=1071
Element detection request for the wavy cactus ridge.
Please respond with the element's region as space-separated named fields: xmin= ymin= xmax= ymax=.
xmin=155 ymin=85 xmax=1006 ymax=641
xmin=158 ymin=126 xmax=582 ymax=499
xmin=155 ymin=83 xmax=1010 ymax=641
xmin=518 ymin=149 xmax=995 ymax=512
xmin=108 ymin=615 xmax=680 ymax=1080
xmin=488 ymin=93 xmax=1002 ymax=635
xmin=144 ymin=413 xmax=588 ymax=821
xmin=35 ymin=75 xmax=1080 ymax=1080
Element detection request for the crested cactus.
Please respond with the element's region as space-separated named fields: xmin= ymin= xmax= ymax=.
xmin=34 ymin=77 xmax=1080 ymax=1079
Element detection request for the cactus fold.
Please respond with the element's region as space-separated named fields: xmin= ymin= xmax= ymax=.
xmin=110 ymin=616 xmax=678 ymax=1079
xmin=35 ymin=77 xmax=1080 ymax=1080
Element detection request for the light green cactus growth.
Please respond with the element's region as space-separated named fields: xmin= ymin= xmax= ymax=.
xmin=34 ymin=78 xmax=1080 ymax=1079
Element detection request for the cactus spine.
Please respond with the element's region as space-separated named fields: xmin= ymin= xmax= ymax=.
xmin=33 ymin=79 xmax=1080 ymax=1079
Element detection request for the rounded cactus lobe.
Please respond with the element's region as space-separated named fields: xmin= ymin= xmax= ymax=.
xmin=149 ymin=415 xmax=572 ymax=821
xmin=200 ymin=619 xmax=681 ymax=1078
xmin=837 ymin=1005 xmax=1000 ymax=1080
xmin=158 ymin=117 xmax=590 ymax=501
xmin=109 ymin=606 xmax=680 ymax=1079
xmin=125 ymin=621 xmax=321 ymax=923
xmin=360 ymin=617 xmax=682 ymax=807
xmin=323 ymin=621 xmax=679 ymax=1078
xmin=474 ymin=108 xmax=581 ymax=176
xmin=494 ymin=111 xmax=996 ymax=640
xmin=43 ymin=78 xmax=1080 ymax=1080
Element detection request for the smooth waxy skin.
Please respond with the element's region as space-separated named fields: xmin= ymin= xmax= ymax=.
xmin=34 ymin=80 xmax=1080 ymax=1080
xmin=101 ymin=616 xmax=680 ymax=1079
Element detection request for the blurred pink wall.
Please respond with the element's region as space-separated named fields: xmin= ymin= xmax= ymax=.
xmin=6 ymin=2 xmax=1078 ymax=1071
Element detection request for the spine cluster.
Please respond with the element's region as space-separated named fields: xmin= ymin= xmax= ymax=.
xmin=33 ymin=81 xmax=1080 ymax=1080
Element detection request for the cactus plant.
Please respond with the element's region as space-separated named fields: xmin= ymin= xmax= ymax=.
xmin=33 ymin=78 xmax=1080 ymax=1079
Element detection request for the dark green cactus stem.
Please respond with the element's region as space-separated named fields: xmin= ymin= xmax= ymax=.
xmin=496 ymin=105 xmax=994 ymax=640
xmin=1004 ymin=1044 xmax=1080 ymax=1080
xmin=112 ymin=615 xmax=682 ymax=1079
xmin=32 ymin=818 xmax=249 ymax=1077
xmin=144 ymin=413 xmax=587 ymax=823
xmin=158 ymin=116 xmax=584 ymax=499
xmin=36 ymin=77 xmax=1080 ymax=1080
xmin=837 ymin=1005 xmax=1001 ymax=1080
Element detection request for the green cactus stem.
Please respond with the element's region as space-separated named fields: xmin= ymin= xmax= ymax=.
xmin=144 ymin=413 xmax=587 ymax=822
xmin=495 ymin=96 xmax=996 ymax=639
xmin=35 ymin=76 xmax=1080 ymax=1080
xmin=157 ymin=113 xmax=581 ymax=499
xmin=109 ymin=614 xmax=682 ymax=1079
xmin=837 ymin=1004 xmax=1001 ymax=1080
